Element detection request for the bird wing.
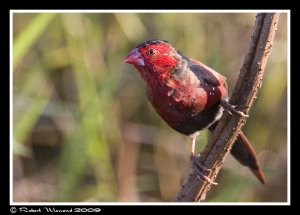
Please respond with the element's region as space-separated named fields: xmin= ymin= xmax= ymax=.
xmin=190 ymin=59 xmax=227 ymax=89
xmin=164 ymin=58 xmax=228 ymax=107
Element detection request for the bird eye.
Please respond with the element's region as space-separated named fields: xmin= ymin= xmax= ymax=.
xmin=147 ymin=49 xmax=155 ymax=56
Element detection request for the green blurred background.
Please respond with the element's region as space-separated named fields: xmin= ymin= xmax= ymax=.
xmin=12 ymin=12 xmax=288 ymax=202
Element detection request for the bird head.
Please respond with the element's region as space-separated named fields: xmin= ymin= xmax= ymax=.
xmin=124 ymin=40 xmax=179 ymax=81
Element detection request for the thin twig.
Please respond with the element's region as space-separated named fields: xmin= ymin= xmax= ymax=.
xmin=173 ymin=13 xmax=280 ymax=202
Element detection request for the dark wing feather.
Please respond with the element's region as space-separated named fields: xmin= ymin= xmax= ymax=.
xmin=190 ymin=59 xmax=227 ymax=89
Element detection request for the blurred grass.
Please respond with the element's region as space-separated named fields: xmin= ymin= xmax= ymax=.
xmin=13 ymin=13 xmax=56 ymax=66
xmin=12 ymin=12 xmax=288 ymax=202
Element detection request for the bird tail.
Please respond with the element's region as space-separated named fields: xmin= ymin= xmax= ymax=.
xmin=230 ymin=131 xmax=265 ymax=184
xmin=209 ymin=124 xmax=265 ymax=184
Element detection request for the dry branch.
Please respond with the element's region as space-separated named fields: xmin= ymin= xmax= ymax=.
xmin=173 ymin=13 xmax=280 ymax=202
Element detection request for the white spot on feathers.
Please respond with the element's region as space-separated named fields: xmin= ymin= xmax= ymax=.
xmin=168 ymin=89 xmax=175 ymax=96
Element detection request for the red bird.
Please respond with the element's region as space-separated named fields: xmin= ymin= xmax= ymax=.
xmin=124 ymin=39 xmax=265 ymax=184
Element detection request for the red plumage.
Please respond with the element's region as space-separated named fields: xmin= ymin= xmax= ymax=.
xmin=124 ymin=39 xmax=265 ymax=184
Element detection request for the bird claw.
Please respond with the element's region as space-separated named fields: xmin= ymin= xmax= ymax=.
xmin=190 ymin=154 xmax=212 ymax=172
xmin=220 ymin=99 xmax=249 ymax=117
xmin=190 ymin=155 xmax=217 ymax=185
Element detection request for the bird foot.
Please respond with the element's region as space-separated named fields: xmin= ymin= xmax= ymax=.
xmin=220 ymin=99 xmax=249 ymax=117
xmin=190 ymin=154 xmax=218 ymax=185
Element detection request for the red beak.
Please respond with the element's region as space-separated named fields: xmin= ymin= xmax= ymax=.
xmin=124 ymin=48 xmax=145 ymax=66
